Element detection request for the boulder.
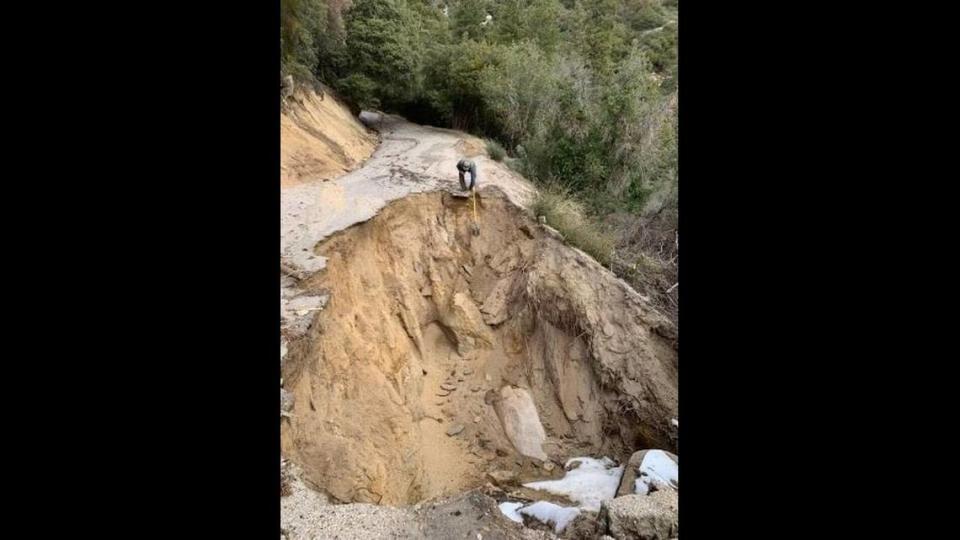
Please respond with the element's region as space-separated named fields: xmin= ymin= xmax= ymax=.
xmin=486 ymin=469 xmax=518 ymax=486
xmin=358 ymin=110 xmax=382 ymax=128
xmin=280 ymin=74 xmax=294 ymax=100
xmin=600 ymin=490 xmax=678 ymax=540
xmin=494 ymin=386 xmax=548 ymax=461
xmin=280 ymin=388 xmax=295 ymax=414
xmin=616 ymin=450 xmax=678 ymax=497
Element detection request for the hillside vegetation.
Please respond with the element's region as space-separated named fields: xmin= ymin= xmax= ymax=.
xmin=281 ymin=0 xmax=678 ymax=321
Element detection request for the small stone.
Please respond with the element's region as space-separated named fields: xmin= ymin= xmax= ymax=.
xmin=485 ymin=374 xmax=492 ymax=382
xmin=280 ymin=389 xmax=295 ymax=413
xmin=471 ymin=386 xmax=482 ymax=392
xmin=446 ymin=423 xmax=465 ymax=436
xmin=463 ymin=368 xmax=474 ymax=375
xmin=457 ymin=377 xmax=465 ymax=382
xmin=441 ymin=382 xmax=457 ymax=391
xmin=474 ymin=416 xmax=482 ymax=423
xmin=437 ymin=390 xmax=452 ymax=397
xmin=486 ymin=470 xmax=518 ymax=486
xmin=543 ymin=461 xmax=556 ymax=472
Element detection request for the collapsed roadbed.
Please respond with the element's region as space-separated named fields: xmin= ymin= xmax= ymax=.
xmin=282 ymin=188 xmax=677 ymax=509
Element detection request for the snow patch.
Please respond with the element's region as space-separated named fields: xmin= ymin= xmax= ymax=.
xmin=523 ymin=457 xmax=623 ymax=512
xmin=519 ymin=501 xmax=580 ymax=533
xmin=498 ymin=501 xmax=524 ymax=524
xmin=634 ymin=450 xmax=679 ymax=495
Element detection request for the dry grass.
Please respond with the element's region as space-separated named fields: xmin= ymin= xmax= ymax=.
xmin=531 ymin=185 xmax=615 ymax=267
xmin=485 ymin=139 xmax=506 ymax=161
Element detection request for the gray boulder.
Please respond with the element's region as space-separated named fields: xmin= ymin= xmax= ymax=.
xmin=616 ymin=450 xmax=678 ymax=497
xmin=600 ymin=490 xmax=678 ymax=540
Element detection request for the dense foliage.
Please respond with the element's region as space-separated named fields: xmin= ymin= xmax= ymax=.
xmin=282 ymin=0 xmax=679 ymax=317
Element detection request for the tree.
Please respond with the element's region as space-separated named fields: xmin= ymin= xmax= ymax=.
xmin=451 ymin=0 xmax=490 ymax=42
xmin=281 ymin=0 xmax=328 ymax=82
xmin=572 ymin=0 xmax=629 ymax=77
xmin=340 ymin=0 xmax=421 ymax=107
xmin=491 ymin=0 xmax=562 ymax=55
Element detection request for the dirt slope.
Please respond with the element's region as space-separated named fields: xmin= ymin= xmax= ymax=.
xmin=280 ymin=85 xmax=377 ymax=187
xmin=281 ymin=188 xmax=677 ymax=506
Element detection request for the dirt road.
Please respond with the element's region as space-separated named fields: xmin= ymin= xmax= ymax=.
xmin=280 ymin=115 xmax=535 ymax=337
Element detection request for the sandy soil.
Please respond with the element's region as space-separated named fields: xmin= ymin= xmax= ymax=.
xmin=278 ymin=105 xmax=677 ymax=539
xmin=280 ymin=86 xmax=378 ymax=187
xmin=281 ymin=191 xmax=677 ymax=507
xmin=280 ymin=114 xmax=535 ymax=340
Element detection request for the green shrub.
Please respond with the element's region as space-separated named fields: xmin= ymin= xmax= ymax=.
xmin=336 ymin=73 xmax=380 ymax=110
xmin=485 ymin=139 xmax=506 ymax=161
xmin=531 ymin=184 xmax=615 ymax=266
xmin=281 ymin=0 xmax=328 ymax=86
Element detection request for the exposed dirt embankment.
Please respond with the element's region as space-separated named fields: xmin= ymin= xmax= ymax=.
xmin=281 ymin=85 xmax=377 ymax=187
xmin=281 ymin=187 xmax=678 ymax=506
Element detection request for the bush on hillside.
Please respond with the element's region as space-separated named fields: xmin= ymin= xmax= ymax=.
xmin=485 ymin=139 xmax=506 ymax=161
xmin=531 ymin=184 xmax=615 ymax=266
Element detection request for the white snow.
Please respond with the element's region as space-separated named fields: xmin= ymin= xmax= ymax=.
xmin=498 ymin=502 xmax=524 ymax=524
xmin=519 ymin=501 xmax=581 ymax=533
xmin=523 ymin=457 xmax=624 ymax=512
xmin=634 ymin=450 xmax=679 ymax=495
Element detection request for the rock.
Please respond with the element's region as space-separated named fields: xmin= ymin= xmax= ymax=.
xmin=493 ymin=386 xmax=548 ymax=461
xmin=616 ymin=450 xmax=678 ymax=497
xmin=280 ymin=388 xmax=295 ymax=413
xmin=480 ymin=278 xmax=513 ymax=325
xmin=446 ymin=423 xmax=465 ymax=436
xmin=463 ymin=368 xmax=474 ymax=375
xmin=358 ymin=110 xmax=382 ymax=128
xmin=437 ymin=292 xmax=494 ymax=356
xmin=486 ymin=470 xmax=518 ymax=486
xmin=474 ymin=416 xmax=482 ymax=423
xmin=600 ymin=491 xmax=678 ymax=540
xmin=437 ymin=390 xmax=452 ymax=397
xmin=542 ymin=461 xmax=556 ymax=472
xmin=471 ymin=386 xmax=482 ymax=392
xmin=280 ymin=74 xmax=294 ymax=99
xmin=441 ymin=382 xmax=458 ymax=391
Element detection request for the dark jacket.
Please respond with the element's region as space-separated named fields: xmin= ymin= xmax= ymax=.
xmin=457 ymin=159 xmax=477 ymax=190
